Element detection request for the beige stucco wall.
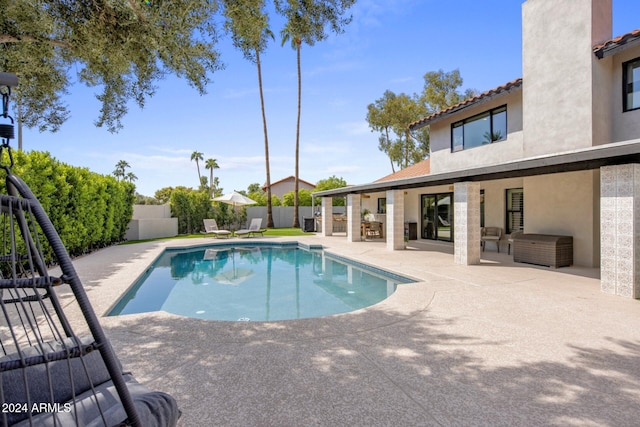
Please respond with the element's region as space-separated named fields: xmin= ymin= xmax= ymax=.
xmin=523 ymin=170 xmax=600 ymax=267
xmin=429 ymin=90 xmax=524 ymax=174
xmin=611 ymin=45 xmax=640 ymax=143
xmin=270 ymin=179 xmax=315 ymax=199
xmin=131 ymin=204 xmax=172 ymax=219
xmin=480 ymin=178 xmax=524 ymax=231
xmin=126 ymin=204 xmax=178 ymax=240
xmin=522 ymin=0 xmax=612 ymax=156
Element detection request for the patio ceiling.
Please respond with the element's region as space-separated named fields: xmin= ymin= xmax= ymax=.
xmin=314 ymin=140 xmax=640 ymax=198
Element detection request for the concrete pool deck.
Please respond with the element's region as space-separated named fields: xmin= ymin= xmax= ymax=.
xmin=64 ymin=235 xmax=640 ymax=426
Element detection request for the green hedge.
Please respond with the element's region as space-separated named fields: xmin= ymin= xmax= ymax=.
xmin=4 ymin=150 xmax=135 ymax=258
xmin=169 ymin=187 xmax=249 ymax=234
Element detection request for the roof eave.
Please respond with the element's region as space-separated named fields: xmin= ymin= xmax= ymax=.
xmin=409 ymin=80 xmax=523 ymax=131
xmin=313 ymin=140 xmax=640 ymax=198
xmin=593 ymin=30 xmax=640 ymax=59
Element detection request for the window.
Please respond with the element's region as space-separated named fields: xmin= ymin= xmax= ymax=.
xmin=377 ymin=198 xmax=386 ymax=214
xmin=623 ymin=58 xmax=640 ymax=112
xmin=505 ymin=188 xmax=524 ymax=234
xmin=451 ymin=106 xmax=507 ymax=151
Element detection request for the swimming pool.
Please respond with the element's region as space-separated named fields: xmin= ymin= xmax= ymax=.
xmin=108 ymin=242 xmax=415 ymax=321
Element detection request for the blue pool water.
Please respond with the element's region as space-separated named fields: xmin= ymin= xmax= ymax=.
xmin=108 ymin=243 xmax=414 ymax=321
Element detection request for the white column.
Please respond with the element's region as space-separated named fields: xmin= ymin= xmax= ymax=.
xmin=321 ymin=197 xmax=333 ymax=236
xmin=601 ymin=164 xmax=640 ymax=298
xmin=347 ymin=194 xmax=361 ymax=242
xmin=453 ymin=182 xmax=481 ymax=265
xmin=386 ymin=190 xmax=405 ymax=250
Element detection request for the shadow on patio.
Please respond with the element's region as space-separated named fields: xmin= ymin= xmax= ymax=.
xmin=103 ymin=300 xmax=640 ymax=426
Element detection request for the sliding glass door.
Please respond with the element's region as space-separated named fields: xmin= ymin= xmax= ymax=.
xmin=421 ymin=193 xmax=453 ymax=241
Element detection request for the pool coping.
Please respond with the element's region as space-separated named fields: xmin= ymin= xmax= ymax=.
xmin=103 ymin=239 xmax=419 ymax=319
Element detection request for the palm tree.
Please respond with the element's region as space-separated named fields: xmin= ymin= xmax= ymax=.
xmin=205 ymin=158 xmax=220 ymax=198
xmin=190 ymin=151 xmax=204 ymax=186
xmin=281 ymin=22 xmax=303 ymax=228
xmin=113 ymin=160 xmax=130 ymax=181
xmin=276 ymin=0 xmax=356 ymax=228
xmin=223 ymin=0 xmax=275 ymax=227
xmin=126 ymin=172 xmax=137 ymax=183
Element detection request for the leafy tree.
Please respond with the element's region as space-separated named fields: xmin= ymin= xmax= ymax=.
xmin=247 ymin=182 xmax=262 ymax=193
xmin=276 ymin=0 xmax=355 ymax=228
xmin=388 ymin=92 xmax=428 ymax=169
xmin=247 ymin=189 xmax=267 ymax=206
xmin=190 ymin=151 xmax=204 ymax=186
xmin=313 ymin=175 xmax=347 ymax=206
xmin=154 ymin=187 xmax=173 ymax=204
xmin=283 ymin=188 xmax=312 ymax=206
xmin=367 ymin=90 xmax=398 ymax=173
xmin=205 ymin=158 xmax=220 ymax=199
xmin=169 ymin=186 xmax=213 ymax=234
xmin=420 ymin=69 xmax=476 ymax=112
xmin=270 ymin=195 xmax=282 ymax=206
xmin=1 ymin=0 xmax=223 ymax=133
xmin=222 ymin=0 xmax=275 ymax=228
xmin=135 ymin=193 xmax=162 ymax=205
xmin=366 ymin=69 xmax=476 ymax=171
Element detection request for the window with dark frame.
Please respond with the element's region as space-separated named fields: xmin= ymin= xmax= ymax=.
xmin=623 ymin=57 xmax=640 ymax=112
xmin=451 ymin=105 xmax=507 ymax=152
xmin=505 ymin=188 xmax=524 ymax=234
xmin=377 ymin=197 xmax=386 ymax=214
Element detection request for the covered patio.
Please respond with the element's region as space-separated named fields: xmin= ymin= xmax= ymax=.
xmin=314 ymin=140 xmax=640 ymax=298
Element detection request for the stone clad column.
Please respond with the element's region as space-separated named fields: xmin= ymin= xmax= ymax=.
xmin=386 ymin=190 xmax=405 ymax=250
xmin=601 ymin=164 xmax=640 ymax=298
xmin=321 ymin=197 xmax=333 ymax=236
xmin=454 ymin=182 xmax=481 ymax=265
xmin=347 ymin=194 xmax=361 ymax=242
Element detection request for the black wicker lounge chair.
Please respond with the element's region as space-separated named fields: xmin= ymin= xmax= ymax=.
xmin=0 ymin=72 xmax=180 ymax=426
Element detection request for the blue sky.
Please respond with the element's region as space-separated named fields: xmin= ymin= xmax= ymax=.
xmin=20 ymin=0 xmax=640 ymax=197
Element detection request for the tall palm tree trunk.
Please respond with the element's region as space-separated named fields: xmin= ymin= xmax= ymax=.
xmin=385 ymin=127 xmax=395 ymax=173
xmin=257 ymin=50 xmax=274 ymax=228
xmin=293 ymin=39 xmax=301 ymax=228
xmin=209 ymin=169 xmax=214 ymax=199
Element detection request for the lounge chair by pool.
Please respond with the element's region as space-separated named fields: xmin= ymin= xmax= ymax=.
xmin=202 ymin=219 xmax=233 ymax=238
xmin=236 ymin=218 xmax=266 ymax=237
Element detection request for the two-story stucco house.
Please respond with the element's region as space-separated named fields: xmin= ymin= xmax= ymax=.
xmin=314 ymin=0 xmax=640 ymax=299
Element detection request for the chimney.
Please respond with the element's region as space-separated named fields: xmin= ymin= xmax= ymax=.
xmin=522 ymin=0 xmax=612 ymax=155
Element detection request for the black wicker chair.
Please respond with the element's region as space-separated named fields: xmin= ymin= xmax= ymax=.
xmin=0 ymin=73 xmax=179 ymax=426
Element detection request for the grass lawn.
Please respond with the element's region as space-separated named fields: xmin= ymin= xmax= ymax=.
xmin=122 ymin=228 xmax=312 ymax=244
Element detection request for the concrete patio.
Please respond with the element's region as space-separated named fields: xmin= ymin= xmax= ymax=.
xmin=64 ymin=235 xmax=640 ymax=426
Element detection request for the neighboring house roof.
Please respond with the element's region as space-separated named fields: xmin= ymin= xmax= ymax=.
xmin=593 ymin=28 xmax=640 ymax=58
xmin=262 ymin=176 xmax=316 ymax=191
xmin=409 ymin=78 xmax=523 ymax=130
xmin=375 ymin=159 xmax=431 ymax=183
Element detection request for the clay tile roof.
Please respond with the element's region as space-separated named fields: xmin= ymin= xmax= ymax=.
xmin=375 ymin=158 xmax=430 ymax=183
xmin=409 ymin=78 xmax=523 ymax=130
xmin=593 ymin=28 xmax=640 ymax=58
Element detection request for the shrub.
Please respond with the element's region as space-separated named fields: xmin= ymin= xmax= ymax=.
xmin=2 ymin=150 xmax=134 ymax=259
